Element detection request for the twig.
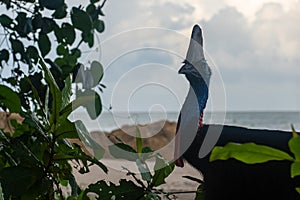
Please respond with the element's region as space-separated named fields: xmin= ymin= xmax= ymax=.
xmin=10 ymin=0 xmax=35 ymax=14
xmin=122 ymin=166 xmax=146 ymax=188
xmin=100 ymin=0 xmax=107 ymax=8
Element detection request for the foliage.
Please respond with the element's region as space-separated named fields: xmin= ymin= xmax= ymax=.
xmin=82 ymin=127 xmax=176 ymax=200
xmin=0 ymin=0 xmax=107 ymax=199
xmin=210 ymin=126 xmax=300 ymax=194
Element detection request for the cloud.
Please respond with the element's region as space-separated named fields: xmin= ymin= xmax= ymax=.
xmin=93 ymin=1 xmax=300 ymax=111
xmin=201 ymin=2 xmax=300 ymax=110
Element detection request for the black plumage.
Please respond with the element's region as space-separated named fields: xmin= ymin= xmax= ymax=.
xmin=175 ymin=25 xmax=300 ymax=200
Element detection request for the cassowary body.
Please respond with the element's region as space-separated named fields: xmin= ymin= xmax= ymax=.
xmin=175 ymin=25 xmax=300 ymax=200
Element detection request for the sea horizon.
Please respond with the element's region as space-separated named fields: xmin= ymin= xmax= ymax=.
xmin=70 ymin=110 xmax=300 ymax=132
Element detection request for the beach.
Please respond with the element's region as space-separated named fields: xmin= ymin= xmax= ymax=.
xmin=73 ymin=120 xmax=202 ymax=199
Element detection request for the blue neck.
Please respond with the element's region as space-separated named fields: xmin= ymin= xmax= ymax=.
xmin=186 ymin=74 xmax=209 ymax=114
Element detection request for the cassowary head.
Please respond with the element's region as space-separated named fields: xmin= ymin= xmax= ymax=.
xmin=178 ymin=25 xmax=211 ymax=86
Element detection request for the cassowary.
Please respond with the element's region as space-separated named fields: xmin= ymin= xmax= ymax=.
xmin=174 ymin=25 xmax=300 ymax=200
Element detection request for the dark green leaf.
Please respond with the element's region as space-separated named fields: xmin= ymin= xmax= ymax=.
xmin=109 ymin=143 xmax=138 ymax=161
xmin=26 ymin=46 xmax=39 ymax=63
xmin=75 ymin=120 xmax=105 ymax=159
xmin=75 ymin=89 xmax=102 ymax=119
xmin=15 ymin=13 xmax=32 ymax=37
xmin=210 ymin=142 xmax=294 ymax=164
xmin=52 ymin=4 xmax=67 ymax=19
xmin=71 ymin=7 xmax=92 ymax=33
xmin=144 ymin=192 xmax=160 ymax=200
xmin=0 ymin=14 xmax=12 ymax=28
xmin=10 ymin=38 xmax=25 ymax=57
xmin=39 ymin=0 xmax=64 ymax=10
xmin=152 ymin=154 xmax=174 ymax=186
xmin=0 ymin=85 xmax=21 ymax=113
xmin=57 ymin=44 xmax=67 ymax=56
xmin=0 ymin=166 xmax=43 ymax=197
xmin=195 ymin=184 xmax=205 ymax=200
xmin=38 ymin=34 xmax=51 ymax=57
xmin=82 ymin=31 xmax=94 ymax=47
xmin=93 ymin=19 xmax=105 ymax=33
xmin=62 ymin=75 xmax=72 ymax=109
xmin=291 ymin=162 xmax=300 ymax=178
xmin=90 ymin=60 xmax=104 ymax=86
xmin=41 ymin=17 xmax=56 ymax=34
xmin=136 ymin=127 xmax=142 ymax=157
xmin=61 ymin=23 xmax=76 ymax=45
xmin=32 ymin=13 xmax=43 ymax=31
xmin=83 ymin=179 xmax=144 ymax=200
xmin=136 ymin=158 xmax=152 ymax=182
xmin=289 ymin=136 xmax=300 ymax=161
xmin=39 ymin=57 xmax=62 ymax=122
xmin=0 ymin=49 xmax=9 ymax=64
xmin=56 ymin=118 xmax=78 ymax=139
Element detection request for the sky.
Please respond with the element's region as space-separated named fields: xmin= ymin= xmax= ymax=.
xmin=92 ymin=0 xmax=300 ymax=112
xmin=1 ymin=0 xmax=299 ymax=113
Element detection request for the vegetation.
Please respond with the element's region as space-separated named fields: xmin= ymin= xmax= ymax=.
xmin=0 ymin=0 xmax=203 ymax=199
xmin=0 ymin=0 xmax=107 ymax=198
xmin=210 ymin=126 xmax=300 ymax=194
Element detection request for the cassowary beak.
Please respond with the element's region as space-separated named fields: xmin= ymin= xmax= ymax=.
xmin=185 ymin=25 xmax=204 ymax=66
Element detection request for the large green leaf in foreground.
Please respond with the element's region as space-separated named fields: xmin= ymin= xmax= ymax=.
xmin=210 ymin=142 xmax=294 ymax=164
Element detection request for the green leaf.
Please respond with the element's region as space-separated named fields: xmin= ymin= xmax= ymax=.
xmin=75 ymin=89 xmax=102 ymax=120
xmin=52 ymin=4 xmax=67 ymax=19
xmin=136 ymin=158 xmax=152 ymax=182
xmin=10 ymin=38 xmax=25 ymax=56
xmin=0 ymin=166 xmax=43 ymax=197
xmin=152 ymin=154 xmax=174 ymax=187
xmin=210 ymin=142 xmax=294 ymax=164
xmin=38 ymin=34 xmax=51 ymax=57
xmin=75 ymin=120 xmax=105 ymax=159
xmin=61 ymin=23 xmax=76 ymax=45
xmin=109 ymin=143 xmax=138 ymax=161
xmin=39 ymin=57 xmax=62 ymax=123
xmin=144 ymin=193 xmax=160 ymax=200
xmin=62 ymin=75 xmax=72 ymax=110
xmin=289 ymin=136 xmax=300 ymax=161
xmin=93 ymin=19 xmax=105 ymax=33
xmin=83 ymin=179 xmax=144 ymax=200
xmin=0 ymin=85 xmax=21 ymax=113
xmin=39 ymin=0 xmax=64 ymax=10
xmin=195 ymin=184 xmax=205 ymax=200
xmin=0 ymin=14 xmax=13 ymax=28
xmin=140 ymin=147 xmax=154 ymax=161
xmin=0 ymin=49 xmax=9 ymax=65
xmin=291 ymin=162 xmax=300 ymax=178
xmin=40 ymin=17 xmax=56 ymax=34
xmin=56 ymin=44 xmax=66 ymax=56
xmin=291 ymin=125 xmax=298 ymax=138
xmin=71 ymin=7 xmax=92 ymax=33
xmin=296 ymin=188 xmax=300 ymax=194
xmin=82 ymin=31 xmax=94 ymax=48
xmin=26 ymin=46 xmax=39 ymax=63
xmin=136 ymin=127 xmax=142 ymax=157
xmin=56 ymin=118 xmax=79 ymax=139
xmin=90 ymin=60 xmax=104 ymax=86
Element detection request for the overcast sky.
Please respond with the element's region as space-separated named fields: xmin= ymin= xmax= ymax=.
xmin=2 ymin=0 xmax=299 ymax=113
xmin=91 ymin=0 xmax=300 ymax=112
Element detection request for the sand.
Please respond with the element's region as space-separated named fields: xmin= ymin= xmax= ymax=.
xmin=72 ymin=120 xmax=203 ymax=199
xmin=73 ymin=159 xmax=201 ymax=199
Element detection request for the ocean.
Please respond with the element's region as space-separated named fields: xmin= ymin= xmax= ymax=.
xmin=71 ymin=111 xmax=300 ymax=132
